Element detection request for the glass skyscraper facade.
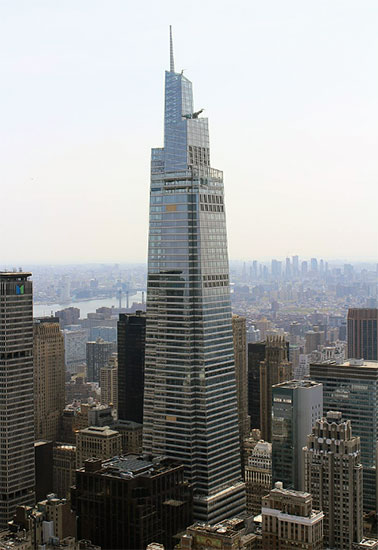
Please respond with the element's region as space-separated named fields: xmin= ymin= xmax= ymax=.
xmin=143 ymin=31 xmax=245 ymax=523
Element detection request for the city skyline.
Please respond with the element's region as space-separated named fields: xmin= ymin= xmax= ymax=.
xmin=1 ymin=1 xmax=377 ymax=264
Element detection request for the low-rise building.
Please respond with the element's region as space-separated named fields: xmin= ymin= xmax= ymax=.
xmin=8 ymin=494 xmax=76 ymax=549
xmin=177 ymin=517 xmax=260 ymax=549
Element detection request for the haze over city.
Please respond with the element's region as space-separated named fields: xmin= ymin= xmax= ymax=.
xmin=1 ymin=2 xmax=378 ymax=550
xmin=1 ymin=0 xmax=377 ymax=264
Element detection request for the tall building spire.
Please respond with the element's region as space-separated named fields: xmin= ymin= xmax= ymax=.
xmin=169 ymin=25 xmax=175 ymax=73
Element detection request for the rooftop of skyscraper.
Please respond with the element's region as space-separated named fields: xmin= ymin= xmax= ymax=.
xmin=312 ymin=359 xmax=378 ymax=369
xmin=80 ymin=454 xmax=184 ymax=479
xmin=273 ymin=379 xmax=322 ymax=390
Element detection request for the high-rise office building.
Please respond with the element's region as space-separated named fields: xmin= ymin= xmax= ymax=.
xmin=55 ymin=307 xmax=80 ymax=328
xmin=0 ymin=272 xmax=35 ymax=526
xmin=310 ymin=258 xmax=318 ymax=273
xmin=310 ymin=359 xmax=378 ymax=513
xmin=117 ymin=311 xmax=146 ymax=423
xmin=86 ymin=337 xmax=115 ymax=383
xmin=304 ymin=411 xmax=363 ymax=550
xmin=245 ymin=440 xmax=272 ymax=516
xmin=232 ymin=315 xmax=249 ymax=452
xmin=261 ymin=482 xmax=324 ymax=550
xmin=63 ymin=326 xmax=88 ymax=370
xmin=73 ymin=455 xmax=192 ymax=550
xmin=305 ymin=329 xmax=324 ymax=354
xmin=260 ymin=336 xmax=292 ymax=442
xmin=271 ymin=259 xmax=282 ymax=279
xmin=35 ymin=440 xmax=53 ymax=501
xmin=53 ymin=443 xmax=76 ymax=499
xmin=143 ymin=29 xmax=245 ymax=523
xmin=100 ymin=353 xmax=118 ymax=409
xmin=247 ymin=342 xmax=266 ymax=430
xmin=292 ymin=255 xmax=299 ymax=276
xmin=285 ymin=257 xmax=291 ymax=278
xmin=112 ymin=419 xmax=143 ymax=454
xmin=301 ymin=260 xmax=308 ymax=277
xmin=34 ymin=317 xmax=65 ymax=442
xmin=272 ymin=380 xmax=323 ymax=490
xmin=347 ymin=308 xmax=378 ymax=360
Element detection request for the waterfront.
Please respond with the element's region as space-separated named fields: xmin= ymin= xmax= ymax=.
xmin=33 ymin=291 xmax=144 ymax=318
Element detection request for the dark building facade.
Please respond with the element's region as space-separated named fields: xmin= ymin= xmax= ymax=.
xmin=86 ymin=338 xmax=115 ymax=383
xmin=247 ymin=342 xmax=265 ymax=430
xmin=34 ymin=440 xmax=53 ymax=501
xmin=72 ymin=455 xmax=192 ymax=550
xmin=117 ymin=311 xmax=146 ymax=424
xmin=347 ymin=308 xmax=378 ymax=360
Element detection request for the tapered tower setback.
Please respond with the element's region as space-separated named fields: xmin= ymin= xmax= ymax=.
xmin=143 ymin=29 xmax=245 ymax=523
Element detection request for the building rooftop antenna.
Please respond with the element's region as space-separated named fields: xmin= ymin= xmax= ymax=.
xmin=169 ymin=25 xmax=175 ymax=73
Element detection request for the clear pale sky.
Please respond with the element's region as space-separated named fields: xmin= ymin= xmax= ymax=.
xmin=1 ymin=0 xmax=377 ymax=264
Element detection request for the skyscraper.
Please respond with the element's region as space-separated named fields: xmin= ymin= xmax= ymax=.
xmin=245 ymin=440 xmax=272 ymax=516
xmin=100 ymin=353 xmax=118 ymax=410
xmin=247 ymin=341 xmax=266 ymax=430
xmin=347 ymin=308 xmax=378 ymax=360
xmin=310 ymin=359 xmax=378 ymax=513
xmin=143 ymin=28 xmax=245 ymax=523
xmin=304 ymin=411 xmax=363 ymax=550
xmin=86 ymin=337 xmax=115 ymax=383
xmin=0 ymin=272 xmax=35 ymax=526
xmin=260 ymin=336 xmax=292 ymax=442
xmin=34 ymin=317 xmax=65 ymax=442
xmin=272 ymin=380 xmax=323 ymax=490
xmin=292 ymin=255 xmax=299 ymax=276
xmin=117 ymin=311 xmax=146 ymax=424
xmin=232 ymin=315 xmax=249 ymax=453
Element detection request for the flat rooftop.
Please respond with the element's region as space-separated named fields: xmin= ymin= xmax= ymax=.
xmin=0 ymin=272 xmax=31 ymax=278
xmin=273 ymin=379 xmax=322 ymax=390
xmin=186 ymin=517 xmax=245 ymax=537
xmin=82 ymin=454 xmax=182 ymax=479
xmin=311 ymin=359 xmax=378 ymax=369
xmin=79 ymin=426 xmax=119 ymax=436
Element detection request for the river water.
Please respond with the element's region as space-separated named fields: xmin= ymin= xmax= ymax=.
xmin=33 ymin=291 xmax=144 ymax=319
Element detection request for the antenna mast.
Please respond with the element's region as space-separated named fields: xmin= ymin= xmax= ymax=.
xmin=169 ymin=25 xmax=175 ymax=73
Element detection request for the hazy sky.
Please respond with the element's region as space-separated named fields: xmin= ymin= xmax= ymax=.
xmin=1 ymin=0 xmax=377 ymax=264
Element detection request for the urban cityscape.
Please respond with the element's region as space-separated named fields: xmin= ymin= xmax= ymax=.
xmin=1 ymin=4 xmax=378 ymax=550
